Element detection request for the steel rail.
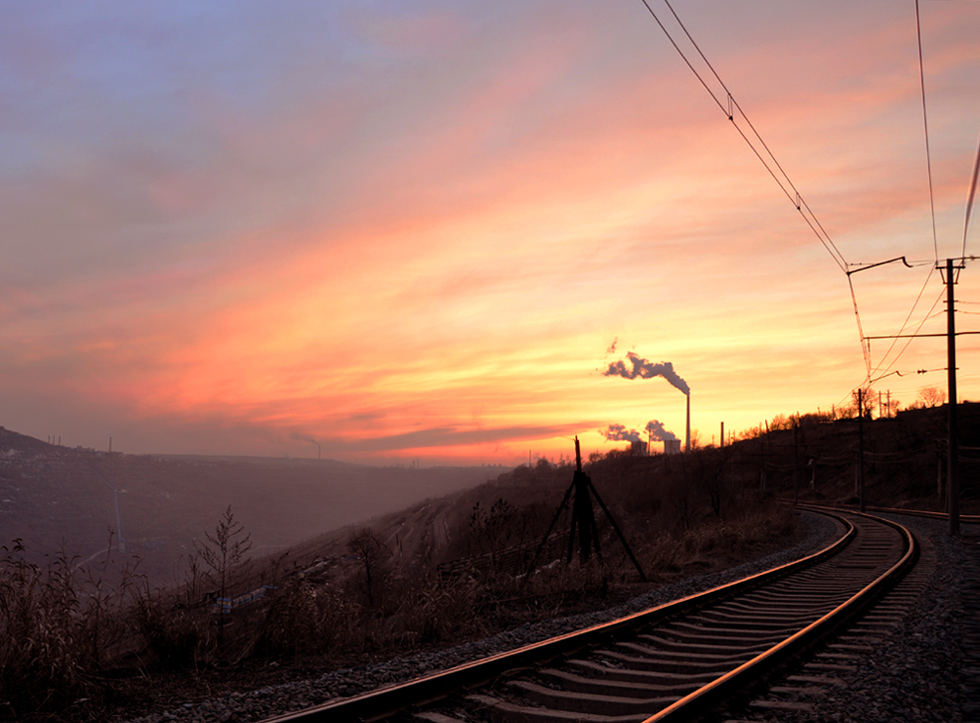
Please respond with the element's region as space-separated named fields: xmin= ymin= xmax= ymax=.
xmin=778 ymin=499 xmax=980 ymax=525
xmin=845 ymin=503 xmax=978 ymax=524
xmin=259 ymin=509 xmax=856 ymax=723
xmin=638 ymin=507 xmax=918 ymax=722
xmin=777 ymin=497 xmax=980 ymax=525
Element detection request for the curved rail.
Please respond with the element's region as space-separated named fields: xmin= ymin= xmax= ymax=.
xmin=847 ymin=503 xmax=979 ymax=524
xmin=260 ymin=509 xmax=915 ymax=723
xmin=780 ymin=499 xmax=980 ymax=525
xmin=642 ymin=507 xmax=917 ymax=721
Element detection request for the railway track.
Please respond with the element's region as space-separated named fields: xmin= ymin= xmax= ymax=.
xmin=260 ymin=508 xmax=917 ymax=723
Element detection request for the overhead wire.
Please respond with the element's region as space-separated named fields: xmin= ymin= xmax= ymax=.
xmin=658 ymin=0 xmax=849 ymax=272
xmin=638 ymin=0 xmax=869 ymax=383
xmin=639 ymin=0 xmax=850 ymax=273
xmin=637 ymin=0 xmax=970 ymax=395
xmin=856 ymin=2 xmax=972 ymax=390
xmin=869 ymin=284 xmax=945 ymax=383
xmin=862 ymin=2 xmax=980 ymax=382
xmin=867 ymin=267 xmax=937 ymax=378
xmin=964 ymin=130 xmax=980 ymax=258
xmin=915 ymin=0 xmax=941 ymax=263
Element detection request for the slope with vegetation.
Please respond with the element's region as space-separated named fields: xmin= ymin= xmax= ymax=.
xmin=1 ymin=403 xmax=976 ymax=722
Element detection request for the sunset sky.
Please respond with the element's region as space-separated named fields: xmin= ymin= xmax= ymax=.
xmin=2 ymin=1 xmax=978 ymax=465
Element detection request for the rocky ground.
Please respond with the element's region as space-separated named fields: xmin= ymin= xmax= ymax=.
xmin=782 ymin=514 xmax=977 ymax=723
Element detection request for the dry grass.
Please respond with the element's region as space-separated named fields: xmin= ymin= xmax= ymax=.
xmin=0 ymin=538 xmax=138 ymax=715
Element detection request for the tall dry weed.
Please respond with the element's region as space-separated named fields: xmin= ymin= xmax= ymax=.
xmin=133 ymin=584 xmax=213 ymax=668
xmin=0 ymin=539 xmax=137 ymax=714
xmin=254 ymin=578 xmax=361 ymax=657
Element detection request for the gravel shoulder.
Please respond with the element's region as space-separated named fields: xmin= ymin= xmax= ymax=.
xmin=117 ymin=511 xmax=976 ymax=723
xmin=784 ymin=513 xmax=976 ymax=723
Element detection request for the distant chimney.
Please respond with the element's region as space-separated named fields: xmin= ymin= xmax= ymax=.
xmin=685 ymin=394 xmax=691 ymax=453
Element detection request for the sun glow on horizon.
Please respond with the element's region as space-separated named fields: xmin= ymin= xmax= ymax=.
xmin=1 ymin=1 xmax=977 ymax=464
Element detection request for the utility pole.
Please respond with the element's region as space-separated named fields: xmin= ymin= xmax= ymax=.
xmin=857 ymin=255 xmax=976 ymax=536
xmin=792 ymin=419 xmax=799 ymax=505
xmin=942 ymin=258 xmax=962 ymax=537
xmin=857 ymin=388 xmax=865 ymax=513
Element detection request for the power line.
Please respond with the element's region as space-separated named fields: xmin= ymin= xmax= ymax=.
xmin=915 ymin=0 xmax=941 ymax=263
xmin=637 ymin=0 xmax=849 ymax=273
xmin=867 ymin=270 xmax=941 ymax=378
xmin=847 ymin=275 xmax=873 ymax=375
xmin=964 ymin=130 xmax=980 ymax=258
xmin=638 ymin=0 xmax=869 ymax=378
xmin=637 ymin=0 xmax=972 ymax=396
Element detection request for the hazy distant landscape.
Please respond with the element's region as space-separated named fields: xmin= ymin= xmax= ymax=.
xmin=0 ymin=426 xmax=502 ymax=586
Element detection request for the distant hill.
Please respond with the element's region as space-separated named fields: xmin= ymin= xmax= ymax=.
xmin=241 ymin=402 xmax=980 ymax=593
xmin=2 ymin=404 xmax=976 ymax=589
xmin=0 ymin=427 xmax=505 ymax=586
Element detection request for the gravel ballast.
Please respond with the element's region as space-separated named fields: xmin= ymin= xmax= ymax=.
xmin=782 ymin=513 xmax=975 ymax=723
xmin=118 ymin=510 xmax=973 ymax=723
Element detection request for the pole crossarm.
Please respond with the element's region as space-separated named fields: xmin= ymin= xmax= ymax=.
xmin=846 ymin=256 xmax=913 ymax=275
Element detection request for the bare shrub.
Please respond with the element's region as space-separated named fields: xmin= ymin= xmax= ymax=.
xmin=255 ymin=577 xmax=360 ymax=657
xmin=639 ymin=533 xmax=683 ymax=580
xmin=917 ymin=386 xmax=947 ymax=408
xmin=133 ymin=583 xmax=212 ymax=668
xmin=0 ymin=539 xmax=138 ymax=714
xmin=347 ymin=528 xmax=392 ymax=607
xmin=393 ymin=572 xmax=481 ymax=645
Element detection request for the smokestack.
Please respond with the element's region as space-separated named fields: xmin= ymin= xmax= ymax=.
xmin=685 ymin=394 xmax=691 ymax=453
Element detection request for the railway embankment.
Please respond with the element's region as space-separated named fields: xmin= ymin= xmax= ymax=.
xmin=115 ymin=511 xmax=977 ymax=723
xmin=115 ymin=510 xmax=839 ymax=723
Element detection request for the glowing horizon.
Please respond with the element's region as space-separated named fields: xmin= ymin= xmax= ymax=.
xmin=1 ymin=1 xmax=977 ymax=465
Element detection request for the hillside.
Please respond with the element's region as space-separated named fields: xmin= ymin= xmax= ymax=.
xmin=2 ymin=404 xmax=976 ymax=722
xmin=257 ymin=402 xmax=980 ymax=578
xmin=0 ymin=427 xmax=503 ymax=586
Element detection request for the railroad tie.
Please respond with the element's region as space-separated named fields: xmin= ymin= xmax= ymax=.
xmin=466 ymin=693 xmax=650 ymax=723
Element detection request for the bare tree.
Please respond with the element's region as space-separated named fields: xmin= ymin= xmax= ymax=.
xmin=918 ymin=386 xmax=947 ymax=408
xmin=850 ymin=387 xmax=873 ymax=418
xmin=347 ymin=528 xmax=390 ymax=607
xmin=195 ymin=506 xmax=252 ymax=640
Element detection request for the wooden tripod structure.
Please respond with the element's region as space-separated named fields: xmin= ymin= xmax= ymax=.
xmin=528 ymin=437 xmax=647 ymax=582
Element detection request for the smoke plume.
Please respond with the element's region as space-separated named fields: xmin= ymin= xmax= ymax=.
xmin=604 ymin=352 xmax=690 ymax=395
xmin=599 ymin=424 xmax=643 ymax=443
xmin=644 ymin=420 xmax=677 ymax=442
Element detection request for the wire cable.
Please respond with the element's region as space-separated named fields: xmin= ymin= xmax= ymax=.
xmin=637 ymin=0 xmax=849 ymax=273
xmin=871 ymin=285 xmax=946 ymax=385
xmin=868 ymin=267 xmax=938 ymax=379
xmin=915 ymin=0 xmax=940 ymax=262
xmin=637 ymin=0 xmax=964 ymax=397
xmin=847 ymin=275 xmax=873 ymax=376
xmin=964 ymin=129 xmax=980 ymax=258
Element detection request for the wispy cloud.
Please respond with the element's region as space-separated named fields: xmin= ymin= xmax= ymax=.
xmin=1 ymin=1 xmax=977 ymax=462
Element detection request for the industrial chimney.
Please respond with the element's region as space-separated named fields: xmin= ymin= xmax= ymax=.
xmin=685 ymin=394 xmax=691 ymax=453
